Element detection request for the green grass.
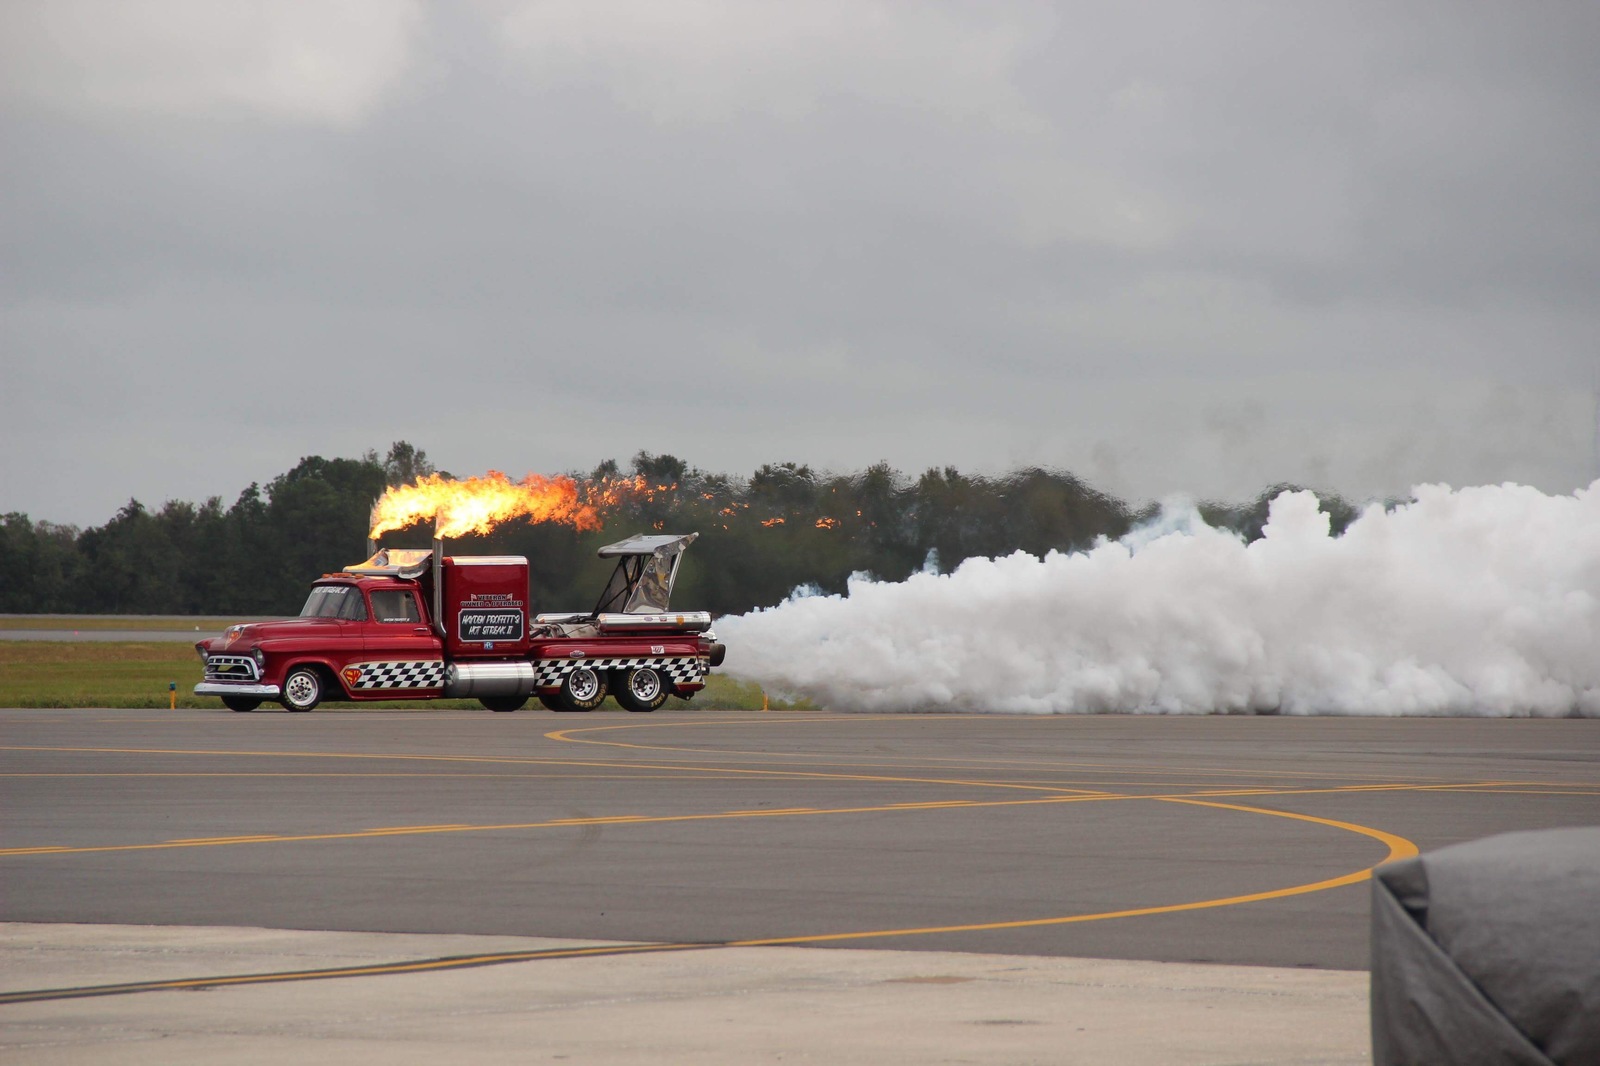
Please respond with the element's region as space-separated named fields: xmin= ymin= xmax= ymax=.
xmin=0 ymin=641 xmax=805 ymax=712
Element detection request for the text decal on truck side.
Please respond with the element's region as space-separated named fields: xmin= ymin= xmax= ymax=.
xmin=459 ymin=609 xmax=525 ymax=642
xmin=458 ymin=592 xmax=526 ymax=642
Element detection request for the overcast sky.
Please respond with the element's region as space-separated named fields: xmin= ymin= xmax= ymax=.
xmin=3 ymin=1 xmax=1598 ymax=528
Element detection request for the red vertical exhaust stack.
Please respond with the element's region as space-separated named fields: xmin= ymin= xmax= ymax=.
xmin=432 ymin=525 xmax=444 ymax=641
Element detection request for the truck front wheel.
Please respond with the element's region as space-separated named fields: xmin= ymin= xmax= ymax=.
xmin=558 ymin=667 xmax=607 ymax=711
xmin=615 ymin=667 xmax=668 ymax=713
xmin=223 ymin=696 xmax=261 ymax=713
xmin=281 ymin=667 xmax=323 ymax=712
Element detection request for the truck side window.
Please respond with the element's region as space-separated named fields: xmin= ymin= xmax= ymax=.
xmin=369 ymin=590 xmax=420 ymax=624
xmin=339 ymin=589 xmax=369 ymax=621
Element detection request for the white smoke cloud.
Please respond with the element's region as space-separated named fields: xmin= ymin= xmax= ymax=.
xmin=718 ymin=482 xmax=1600 ymax=716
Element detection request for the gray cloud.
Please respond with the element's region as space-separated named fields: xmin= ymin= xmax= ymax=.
xmin=3 ymin=1 xmax=1597 ymax=527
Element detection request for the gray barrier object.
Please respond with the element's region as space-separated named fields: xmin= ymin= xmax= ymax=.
xmin=1371 ymin=827 xmax=1600 ymax=1066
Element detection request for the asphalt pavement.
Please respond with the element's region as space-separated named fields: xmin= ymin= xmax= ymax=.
xmin=2 ymin=707 xmax=1596 ymax=1063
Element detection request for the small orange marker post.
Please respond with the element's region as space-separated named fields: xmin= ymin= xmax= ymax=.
xmin=762 ymin=693 xmax=769 ymax=711
xmin=168 ymin=682 xmax=177 ymax=710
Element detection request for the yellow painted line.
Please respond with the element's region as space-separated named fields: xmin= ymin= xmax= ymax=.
xmin=0 ymin=941 xmax=709 ymax=1004
xmin=0 ymin=782 xmax=1434 ymax=858
xmin=362 ymin=824 xmax=472 ymax=832
xmin=544 ymin=815 xmax=649 ymax=825
xmin=0 ymin=793 xmax=1137 ymax=856
xmin=165 ymin=835 xmax=287 ymax=844
xmin=0 ymin=744 xmax=1119 ymax=796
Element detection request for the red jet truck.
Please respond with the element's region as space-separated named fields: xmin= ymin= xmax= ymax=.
xmin=194 ymin=533 xmax=724 ymax=713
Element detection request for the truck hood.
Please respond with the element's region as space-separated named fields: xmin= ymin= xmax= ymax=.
xmin=207 ymin=617 xmax=344 ymax=650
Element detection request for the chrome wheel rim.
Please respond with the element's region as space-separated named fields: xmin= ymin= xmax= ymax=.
xmin=285 ymin=672 xmax=317 ymax=707
xmin=568 ymin=669 xmax=599 ymax=702
xmin=630 ymin=669 xmax=661 ymax=701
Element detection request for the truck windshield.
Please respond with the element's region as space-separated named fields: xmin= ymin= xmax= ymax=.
xmin=300 ymin=585 xmax=367 ymax=620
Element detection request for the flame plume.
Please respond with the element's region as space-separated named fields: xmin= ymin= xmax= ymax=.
xmin=369 ymin=471 xmax=655 ymax=539
xmin=367 ymin=465 xmax=851 ymax=541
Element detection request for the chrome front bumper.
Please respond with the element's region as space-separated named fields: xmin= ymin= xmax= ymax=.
xmin=194 ymin=683 xmax=282 ymax=698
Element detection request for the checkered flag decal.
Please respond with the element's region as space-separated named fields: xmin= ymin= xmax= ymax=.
xmin=346 ymin=660 xmax=447 ymax=690
xmin=532 ymin=657 xmax=708 ymax=689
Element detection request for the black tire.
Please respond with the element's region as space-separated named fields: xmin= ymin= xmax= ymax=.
xmin=281 ymin=667 xmax=323 ymax=712
xmin=614 ymin=667 xmax=668 ymax=713
xmin=558 ymin=667 xmax=607 ymax=711
xmin=480 ymin=695 xmax=527 ymax=713
xmin=223 ymin=696 xmax=261 ymax=713
xmin=538 ymin=693 xmax=567 ymax=712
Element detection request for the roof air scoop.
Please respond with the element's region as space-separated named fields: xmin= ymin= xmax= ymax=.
xmin=343 ymin=548 xmax=434 ymax=580
xmin=592 ymin=533 xmax=698 ymax=615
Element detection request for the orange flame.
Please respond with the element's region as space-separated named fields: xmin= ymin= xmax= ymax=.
xmin=369 ymin=471 xmax=650 ymax=539
xmin=761 ymin=517 xmax=786 ymax=527
xmin=815 ymin=517 xmax=840 ymax=530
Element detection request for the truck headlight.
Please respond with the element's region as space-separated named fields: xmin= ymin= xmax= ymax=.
xmin=252 ymin=648 xmax=266 ymax=668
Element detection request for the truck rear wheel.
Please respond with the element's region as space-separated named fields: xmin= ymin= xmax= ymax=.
xmin=281 ymin=667 xmax=323 ymax=712
xmin=480 ymin=695 xmax=527 ymax=713
xmin=538 ymin=694 xmax=566 ymax=712
xmin=558 ymin=667 xmax=607 ymax=711
xmin=615 ymin=667 xmax=668 ymax=712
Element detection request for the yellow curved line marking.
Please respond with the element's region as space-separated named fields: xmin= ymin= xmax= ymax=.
xmin=725 ymin=798 xmax=1419 ymax=946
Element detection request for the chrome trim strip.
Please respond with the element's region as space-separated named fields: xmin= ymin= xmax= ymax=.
xmin=194 ymin=682 xmax=282 ymax=698
xmin=595 ymin=611 xmax=712 ymax=632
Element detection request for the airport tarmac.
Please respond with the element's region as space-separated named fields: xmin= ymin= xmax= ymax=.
xmin=2 ymin=708 xmax=1596 ymax=1063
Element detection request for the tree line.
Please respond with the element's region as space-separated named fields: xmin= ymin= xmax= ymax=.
xmin=0 ymin=442 xmax=1357 ymax=617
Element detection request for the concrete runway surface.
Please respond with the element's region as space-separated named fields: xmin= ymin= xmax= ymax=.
xmin=2 ymin=707 xmax=1597 ymax=1063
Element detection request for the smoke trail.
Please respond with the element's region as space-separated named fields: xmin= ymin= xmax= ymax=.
xmin=716 ymin=482 xmax=1600 ymax=716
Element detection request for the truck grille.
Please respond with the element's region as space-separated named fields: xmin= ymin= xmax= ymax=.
xmin=204 ymin=656 xmax=260 ymax=682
